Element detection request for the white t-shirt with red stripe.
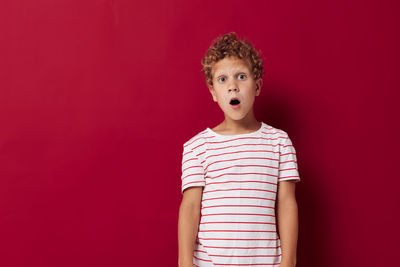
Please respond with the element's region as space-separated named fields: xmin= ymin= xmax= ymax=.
xmin=180 ymin=122 xmax=300 ymax=267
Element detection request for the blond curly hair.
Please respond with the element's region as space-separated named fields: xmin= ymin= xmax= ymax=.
xmin=201 ymin=32 xmax=264 ymax=87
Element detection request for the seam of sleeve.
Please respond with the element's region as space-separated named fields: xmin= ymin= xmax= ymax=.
xmin=278 ymin=177 xmax=300 ymax=182
xmin=278 ymin=130 xmax=300 ymax=182
xmin=181 ymin=144 xmax=206 ymax=194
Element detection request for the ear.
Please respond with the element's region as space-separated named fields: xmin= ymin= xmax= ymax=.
xmin=255 ymin=78 xmax=262 ymax=96
xmin=209 ymin=85 xmax=218 ymax=102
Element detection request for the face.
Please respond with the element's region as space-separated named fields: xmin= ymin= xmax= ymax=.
xmin=208 ymin=56 xmax=262 ymax=121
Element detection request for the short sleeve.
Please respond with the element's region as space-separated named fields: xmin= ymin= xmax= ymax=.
xmin=278 ymin=131 xmax=301 ymax=183
xmin=180 ymin=144 xmax=206 ymax=194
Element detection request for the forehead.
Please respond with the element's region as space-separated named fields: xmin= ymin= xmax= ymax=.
xmin=212 ymin=56 xmax=251 ymax=76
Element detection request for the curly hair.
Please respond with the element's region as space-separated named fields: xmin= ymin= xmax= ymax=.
xmin=201 ymin=32 xmax=264 ymax=87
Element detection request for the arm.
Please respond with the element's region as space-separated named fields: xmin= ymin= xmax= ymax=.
xmin=276 ymin=180 xmax=299 ymax=267
xmin=178 ymin=186 xmax=203 ymax=267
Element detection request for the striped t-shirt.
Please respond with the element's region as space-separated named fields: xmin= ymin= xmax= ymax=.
xmin=180 ymin=121 xmax=300 ymax=267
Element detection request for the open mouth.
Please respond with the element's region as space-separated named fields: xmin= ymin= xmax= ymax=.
xmin=229 ymin=98 xmax=241 ymax=106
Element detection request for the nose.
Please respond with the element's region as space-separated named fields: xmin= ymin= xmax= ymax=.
xmin=228 ymin=82 xmax=239 ymax=93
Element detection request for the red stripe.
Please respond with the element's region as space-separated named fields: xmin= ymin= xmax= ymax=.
xmin=202 ymin=188 xmax=276 ymax=194
xmin=205 ymin=140 xmax=288 ymax=149
xmin=201 ymin=213 xmax=275 ymax=217
xmin=195 ymin=249 xmax=281 ymax=258
xmin=207 ymin=149 xmax=278 ymax=160
xmin=207 ymin=172 xmax=277 ymax=180
xmin=182 ymin=180 xmax=204 ymax=188
xmin=280 ymin=152 xmax=296 ymax=157
xmin=182 ymin=149 xmax=194 ymax=156
xmin=264 ymin=130 xmax=282 ymax=135
xmin=194 ymin=255 xmax=281 ymax=267
xmin=206 ymin=135 xmax=286 ymax=145
xmin=206 ymin=180 xmax=277 ymax=187
xmin=192 ymin=142 xmax=207 ymax=151
xmin=213 ymin=263 xmax=281 ymax=266
xmin=196 ymin=251 xmax=281 ymax=257
xmin=207 ymin=163 xmax=278 ymax=173
xmin=199 ymin=145 xmax=291 ymax=165
xmin=200 ymin=221 xmax=275 ymax=225
xmin=182 ymin=156 xmax=199 ymax=165
xmin=181 ymin=172 xmax=205 ymax=181
xmin=202 ymin=196 xmax=275 ymax=202
xmin=207 ymin=136 xmax=264 ymax=144
xmin=182 ymin=165 xmax=203 ymax=173
xmin=279 ymin=167 xmax=297 ymax=172
xmin=198 ymin=229 xmax=276 ymax=233
xmin=206 ymin=155 xmax=278 ymax=169
xmin=280 ymin=159 xmax=296 ymax=164
xmin=207 ymin=143 xmax=279 ymax=152
xmin=211 ymin=262 xmax=281 ymax=266
xmin=201 ymin=204 xmax=274 ymax=210
xmin=193 ymin=255 xmax=212 ymax=262
xmin=198 ymin=237 xmax=279 ymax=241
xmin=201 ymin=245 xmax=281 ymax=249
xmin=281 ymin=143 xmax=294 ymax=149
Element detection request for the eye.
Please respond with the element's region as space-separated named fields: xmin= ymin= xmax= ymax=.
xmin=218 ymin=76 xmax=226 ymax=82
xmin=238 ymin=73 xmax=247 ymax=80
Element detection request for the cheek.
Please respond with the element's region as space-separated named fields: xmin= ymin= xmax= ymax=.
xmin=218 ymin=97 xmax=227 ymax=105
xmin=214 ymin=90 xmax=225 ymax=101
xmin=216 ymin=95 xmax=228 ymax=106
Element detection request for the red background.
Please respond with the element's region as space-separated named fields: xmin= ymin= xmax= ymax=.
xmin=0 ymin=0 xmax=399 ymax=266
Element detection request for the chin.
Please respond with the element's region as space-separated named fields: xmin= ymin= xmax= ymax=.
xmin=222 ymin=106 xmax=249 ymax=120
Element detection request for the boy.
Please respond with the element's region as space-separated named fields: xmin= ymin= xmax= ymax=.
xmin=178 ymin=32 xmax=300 ymax=267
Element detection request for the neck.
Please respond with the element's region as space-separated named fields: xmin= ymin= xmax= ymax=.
xmin=222 ymin=112 xmax=260 ymax=133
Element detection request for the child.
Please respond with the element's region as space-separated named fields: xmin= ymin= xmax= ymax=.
xmin=178 ymin=32 xmax=300 ymax=267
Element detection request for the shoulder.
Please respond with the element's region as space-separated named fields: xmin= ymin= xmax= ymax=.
xmin=182 ymin=128 xmax=208 ymax=152
xmin=262 ymin=123 xmax=289 ymax=140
